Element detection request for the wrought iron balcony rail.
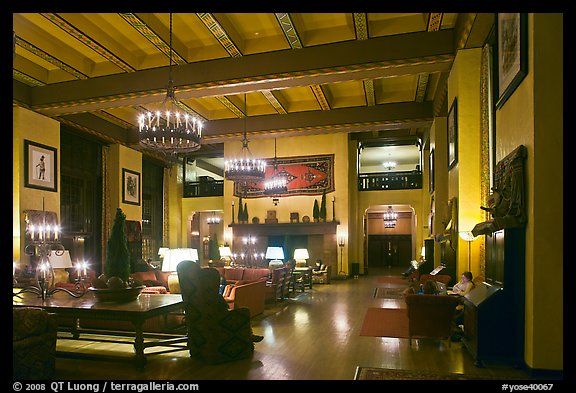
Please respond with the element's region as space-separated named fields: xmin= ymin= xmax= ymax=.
xmin=183 ymin=180 xmax=224 ymax=198
xmin=358 ymin=171 xmax=422 ymax=191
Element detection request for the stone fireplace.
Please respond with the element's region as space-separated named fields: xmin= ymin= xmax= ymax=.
xmin=229 ymin=222 xmax=339 ymax=277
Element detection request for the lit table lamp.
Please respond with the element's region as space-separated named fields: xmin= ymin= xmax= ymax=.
xmin=219 ymin=246 xmax=233 ymax=265
xmin=265 ymin=246 xmax=285 ymax=270
xmin=158 ymin=247 xmax=169 ymax=259
xmin=48 ymin=250 xmax=73 ymax=284
xmin=162 ymin=248 xmax=198 ymax=293
xmin=293 ymin=248 xmax=309 ymax=268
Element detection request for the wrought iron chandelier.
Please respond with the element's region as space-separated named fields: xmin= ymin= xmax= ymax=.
xmin=224 ymin=94 xmax=266 ymax=182
xmin=138 ymin=13 xmax=202 ymax=155
xmin=264 ymin=138 xmax=287 ymax=195
xmin=383 ymin=205 xmax=398 ymax=228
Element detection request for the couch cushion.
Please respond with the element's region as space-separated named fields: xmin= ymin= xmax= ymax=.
xmin=242 ymin=268 xmax=270 ymax=282
xmin=224 ymin=268 xmax=245 ymax=281
xmin=131 ymin=271 xmax=156 ymax=282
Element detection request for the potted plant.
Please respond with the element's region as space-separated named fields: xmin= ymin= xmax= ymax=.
xmin=90 ymin=207 xmax=143 ymax=301
xmin=320 ymin=190 xmax=327 ymax=222
xmin=313 ymin=200 xmax=320 ymax=222
xmin=238 ymin=197 xmax=244 ymax=223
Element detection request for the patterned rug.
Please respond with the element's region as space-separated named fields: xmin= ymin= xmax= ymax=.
xmin=373 ymin=287 xmax=406 ymax=299
xmin=354 ymin=366 xmax=525 ymax=380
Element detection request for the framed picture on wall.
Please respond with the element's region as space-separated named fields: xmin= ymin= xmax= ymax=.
xmin=495 ymin=13 xmax=528 ymax=109
xmin=122 ymin=168 xmax=140 ymax=205
xmin=447 ymin=97 xmax=458 ymax=170
xmin=429 ymin=148 xmax=435 ymax=193
xmin=24 ymin=139 xmax=57 ymax=192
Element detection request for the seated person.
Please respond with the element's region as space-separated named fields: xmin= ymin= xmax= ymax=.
xmin=421 ymin=279 xmax=439 ymax=295
xmin=450 ymin=271 xmax=475 ymax=296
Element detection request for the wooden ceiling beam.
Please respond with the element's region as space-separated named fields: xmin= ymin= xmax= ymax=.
xmin=26 ymin=29 xmax=455 ymax=115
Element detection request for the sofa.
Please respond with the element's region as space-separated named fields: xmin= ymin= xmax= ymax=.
xmin=404 ymin=293 xmax=460 ymax=347
xmin=216 ymin=267 xmax=270 ymax=285
xmin=13 ymin=307 xmax=57 ymax=380
xmin=223 ymin=280 xmax=266 ymax=317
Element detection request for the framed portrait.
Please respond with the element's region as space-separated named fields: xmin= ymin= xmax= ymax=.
xmin=447 ymin=97 xmax=458 ymax=170
xmin=429 ymin=148 xmax=435 ymax=193
xmin=24 ymin=139 xmax=57 ymax=192
xmin=495 ymin=13 xmax=527 ymax=109
xmin=122 ymin=168 xmax=140 ymax=205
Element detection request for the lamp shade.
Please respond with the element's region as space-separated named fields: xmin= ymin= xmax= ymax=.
xmin=293 ymin=248 xmax=309 ymax=260
xmin=265 ymin=246 xmax=284 ymax=260
xmin=219 ymin=246 xmax=232 ymax=258
xmin=48 ymin=250 xmax=72 ymax=268
xmin=459 ymin=231 xmax=476 ymax=242
xmin=162 ymin=248 xmax=198 ymax=272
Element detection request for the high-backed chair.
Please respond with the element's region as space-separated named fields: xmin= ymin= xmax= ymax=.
xmin=405 ymin=293 xmax=460 ymax=347
xmin=177 ymin=260 xmax=254 ymax=364
xmin=13 ymin=307 xmax=57 ymax=380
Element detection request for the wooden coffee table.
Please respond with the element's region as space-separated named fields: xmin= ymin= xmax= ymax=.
xmin=13 ymin=290 xmax=187 ymax=367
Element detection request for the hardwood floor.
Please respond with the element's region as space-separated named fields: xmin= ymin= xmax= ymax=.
xmin=55 ymin=267 xmax=534 ymax=381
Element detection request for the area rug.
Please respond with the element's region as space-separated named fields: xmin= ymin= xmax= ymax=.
xmin=359 ymin=307 xmax=409 ymax=338
xmin=354 ymin=366 xmax=526 ymax=380
xmin=373 ymin=287 xmax=406 ymax=299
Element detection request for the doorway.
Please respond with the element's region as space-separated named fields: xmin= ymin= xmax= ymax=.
xmin=367 ymin=235 xmax=412 ymax=269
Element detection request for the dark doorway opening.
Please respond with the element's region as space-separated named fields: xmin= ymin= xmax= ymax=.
xmin=367 ymin=235 xmax=412 ymax=269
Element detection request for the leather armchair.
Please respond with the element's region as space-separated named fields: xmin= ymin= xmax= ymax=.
xmin=223 ymin=280 xmax=266 ymax=317
xmin=13 ymin=307 xmax=57 ymax=380
xmin=312 ymin=264 xmax=331 ymax=284
xmin=405 ymin=293 xmax=460 ymax=347
xmin=177 ymin=261 xmax=254 ymax=364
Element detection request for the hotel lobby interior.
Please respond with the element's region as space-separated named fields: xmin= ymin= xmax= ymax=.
xmin=13 ymin=13 xmax=563 ymax=382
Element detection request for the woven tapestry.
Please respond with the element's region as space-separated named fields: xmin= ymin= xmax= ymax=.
xmin=233 ymin=154 xmax=334 ymax=198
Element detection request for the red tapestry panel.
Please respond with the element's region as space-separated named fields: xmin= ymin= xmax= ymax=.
xmin=233 ymin=154 xmax=334 ymax=198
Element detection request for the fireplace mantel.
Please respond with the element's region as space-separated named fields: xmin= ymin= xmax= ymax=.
xmin=229 ymin=221 xmax=339 ymax=236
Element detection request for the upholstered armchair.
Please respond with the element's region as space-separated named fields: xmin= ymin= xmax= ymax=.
xmin=177 ymin=260 xmax=254 ymax=364
xmin=312 ymin=264 xmax=331 ymax=284
xmin=405 ymin=293 xmax=460 ymax=347
xmin=13 ymin=307 xmax=58 ymax=380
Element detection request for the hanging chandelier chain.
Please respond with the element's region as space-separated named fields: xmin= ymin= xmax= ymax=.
xmin=137 ymin=13 xmax=203 ymax=156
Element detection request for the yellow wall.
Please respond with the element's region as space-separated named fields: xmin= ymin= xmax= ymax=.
xmin=13 ymin=107 xmax=61 ymax=268
xmin=108 ymin=144 xmax=142 ymax=222
xmin=447 ymin=47 xmax=483 ymax=277
xmin=223 ymin=133 xmax=350 ymax=271
xmin=495 ymin=13 xmax=562 ymax=372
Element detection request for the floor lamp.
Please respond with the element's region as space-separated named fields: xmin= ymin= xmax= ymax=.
xmin=459 ymin=231 xmax=476 ymax=271
xmin=337 ymin=232 xmax=346 ymax=277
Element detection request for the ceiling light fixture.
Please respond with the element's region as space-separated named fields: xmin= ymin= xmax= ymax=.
xmin=138 ymin=13 xmax=202 ymax=155
xmin=224 ymin=93 xmax=266 ymax=182
xmin=264 ymin=138 xmax=288 ymax=196
xmin=383 ymin=161 xmax=397 ymax=170
xmin=383 ymin=205 xmax=398 ymax=228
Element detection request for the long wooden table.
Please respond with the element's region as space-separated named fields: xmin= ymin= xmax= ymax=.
xmin=13 ymin=291 xmax=187 ymax=367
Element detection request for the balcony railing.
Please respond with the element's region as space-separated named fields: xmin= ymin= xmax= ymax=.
xmin=183 ymin=180 xmax=224 ymax=198
xmin=358 ymin=171 xmax=422 ymax=191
